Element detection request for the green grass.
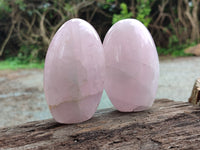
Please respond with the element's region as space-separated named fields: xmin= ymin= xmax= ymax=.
xmin=157 ymin=46 xmax=194 ymax=57
xmin=0 ymin=60 xmax=44 ymax=70
xmin=157 ymin=42 xmax=197 ymax=57
xmin=0 ymin=42 xmax=196 ymax=70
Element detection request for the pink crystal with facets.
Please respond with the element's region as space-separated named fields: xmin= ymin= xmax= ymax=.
xmin=103 ymin=19 xmax=159 ymax=112
xmin=44 ymin=18 xmax=105 ymax=123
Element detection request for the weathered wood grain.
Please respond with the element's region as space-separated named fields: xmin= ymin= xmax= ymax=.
xmin=189 ymin=78 xmax=200 ymax=105
xmin=1 ymin=99 xmax=200 ymax=150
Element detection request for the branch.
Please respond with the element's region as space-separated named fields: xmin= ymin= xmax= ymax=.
xmin=0 ymin=22 xmax=15 ymax=56
xmin=88 ymin=6 xmax=98 ymax=22
xmin=0 ymin=7 xmax=19 ymax=56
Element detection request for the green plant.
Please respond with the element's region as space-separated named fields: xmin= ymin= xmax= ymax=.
xmin=0 ymin=0 xmax=11 ymax=13
xmin=157 ymin=41 xmax=196 ymax=57
xmin=136 ymin=0 xmax=151 ymax=27
xmin=0 ymin=0 xmax=198 ymax=62
xmin=168 ymin=35 xmax=179 ymax=48
xmin=17 ymin=44 xmax=42 ymax=64
xmin=112 ymin=3 xmax=133 ymax=24
xmin=15 ymin=0 xmax=26 ymax=11
xmin=99 ymin=0 xmax=115 ymax=11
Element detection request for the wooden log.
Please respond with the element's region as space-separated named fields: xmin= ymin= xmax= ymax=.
xmin=188 ymin=78 xmax=200 ymax=105
xmin=1 ymin=99 xmax=200 ymax=150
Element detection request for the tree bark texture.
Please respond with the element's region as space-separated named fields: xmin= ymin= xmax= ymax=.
xmin=189 ymin=78 xmax=200 ymax=105
xmin=1 ymin=99 xmax=200 ymax=150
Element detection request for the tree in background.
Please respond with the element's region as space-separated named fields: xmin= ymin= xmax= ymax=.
xmin=0 ymin=0 xmax=96 ymax=62
xmin=0 ymin=0 xmax=199 ymax=63
xmin=149 ymin=0 xmax=200 ymax=49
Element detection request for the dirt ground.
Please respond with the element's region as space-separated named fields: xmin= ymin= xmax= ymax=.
xmin=0 ymin=69 xmax=49 ymax=128
xmin=0 ymin=56 xmax=199 ymax=128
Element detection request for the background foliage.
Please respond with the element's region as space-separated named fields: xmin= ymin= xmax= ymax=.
xmin=0 ymin=0 xmax=200 ymax=63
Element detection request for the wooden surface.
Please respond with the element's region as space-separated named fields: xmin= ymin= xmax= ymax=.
xmin=1 ymin=99 xmax=200 ymax=150
xmin=189 ymin=78 xmax=200 ymax=105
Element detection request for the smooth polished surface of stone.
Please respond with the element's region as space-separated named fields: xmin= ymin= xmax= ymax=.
xmin=44 ymin=18 xmax=105 ymax=123
xmin=103 ymin=19 xmax=159 ymax=112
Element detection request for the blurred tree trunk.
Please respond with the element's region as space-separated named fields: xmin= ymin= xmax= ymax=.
xmin=149 ymin=0 xmax=200 ymax=47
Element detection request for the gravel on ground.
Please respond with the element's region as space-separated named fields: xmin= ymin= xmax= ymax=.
xmin=0 ymin=56 xmax=199 ymax=128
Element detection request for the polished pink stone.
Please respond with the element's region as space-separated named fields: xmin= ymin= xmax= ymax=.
xmin=44 ymin=18 xmax=105 ymax=123
xmin=103 ymin=19 xmax=159 ymax=112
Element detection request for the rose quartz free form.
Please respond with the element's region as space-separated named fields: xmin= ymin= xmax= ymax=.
xmin=44 ymin=19 xmax=105 ymax=124
xmin=103 ymin=19 xmax=159 ymax=112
